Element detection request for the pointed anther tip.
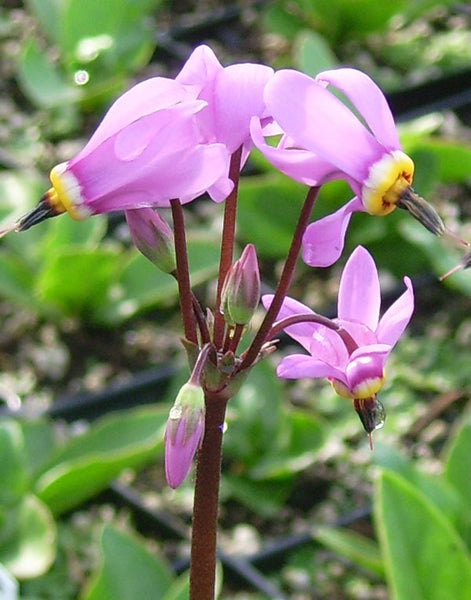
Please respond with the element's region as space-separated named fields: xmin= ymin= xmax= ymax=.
xmin=15 ymin=194 xmax=61 ymax=232
xmin=396 ymin=187 xmax=445 ymax=237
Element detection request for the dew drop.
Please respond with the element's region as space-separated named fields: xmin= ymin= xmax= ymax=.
xmin=74 ymin=70 xmax=90 ymax=86
xmin=373 ymin=398 xmax=386 ymax=431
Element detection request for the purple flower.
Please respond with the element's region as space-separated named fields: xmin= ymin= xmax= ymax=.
xmin=263 ymin=246 xmax=414 ymax=430
xmin=165 ymin=382 xmax=205 ymax=489
xmin=252 ymin=68 xmax=441 ymax=267
xmin=18 ymin=45 xmax=273 ymax=230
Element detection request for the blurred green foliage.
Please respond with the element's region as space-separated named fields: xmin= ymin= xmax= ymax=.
xmin=0 ymin=0 xmax=470 ymax=598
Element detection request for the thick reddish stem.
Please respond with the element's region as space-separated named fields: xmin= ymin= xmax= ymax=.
xmin=189 ymin=392 xmax=227 ymax=600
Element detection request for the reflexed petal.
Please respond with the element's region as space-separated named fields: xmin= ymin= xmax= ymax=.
xmin=376 ymin=276 xmax=414 ymax=347
xmin=338 ymin=246 xmax=380 ymax=331
xmin=315 ymin=68 xmax=401 ymax=151
xmin=74 ymin=141 xmax=230 ymax=213
xmin=175 ymin=44 xmax=223 ymax=90
xmin=264 ymin=69 xmax=382 ymax=182
xmin=79 ymin=78 xmax=191 ymax=158
xmin=277 ymin=354 xmax=347 ymax=383
xmin=250 ymin=118 xmax=340 ymax=187
xmin=210 ymin=63 xmax=274 ymax=152
xmin=302 ymin=197 xmax=363 ymax=267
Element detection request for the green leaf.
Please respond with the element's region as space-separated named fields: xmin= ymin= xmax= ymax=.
xmin=35 ymin=247 xmax=121 ymax=318
xmin=83 ymin=526 xmax=173 ymax=600
xmin=248 ymin=408 xmax=326 ymax=479
xmin=40 ymin=215 xmax=108 ymax=253
xmin=20 ymin=420 xmax=57 ymax=480
xmin=59 ymin=0 xmax=158 ymax=75
xmin=161 ymin=572 xmax=190 ymax=600
xmin=444 ymin=416 xmax=471 ymax=512
xmin=17 ymin=40 xmax=80 ymax=108
xmin=0 ymin=495 xmax=57 ymax=580
xmin=402 ymin=138 xmax=471 ymax=184
xmin=25 ymin=0 xmax=64 ymax=45
xmin=400 ymin=220 xmax=471 ymax=296
xmin=237 ymin=175 xmax=306 ymax=258
xmin=224 ymin=359 xmax=284 ymax=467
xmin=375 ymin=470 xmax=471 ymax=600
xmin=0 ymin=420 xmax=28 ymax=506
xmin=35 ymin=406 xmax=168 ymax=515
xmin=222 ymin=475 xmax=292 ymax=518
xmin=313 ymin=526 xmax=384 ymax=577
xmin=294 ymin=30 xmax=338 ymax=77
xmin=373 ymin=442 xmax=466 ymax=528
xmin=95 ymin=235 xmax=220 ymax=325
xmin=0 ymin=251 xmax=37 ymax=309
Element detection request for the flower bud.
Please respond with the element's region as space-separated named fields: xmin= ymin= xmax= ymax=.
xmin=221 ymin=244 xmax=260 ymax=326
xmin=125 ymin=208 xmax=176 ymax=273
xmin=164 ymin=382 xmax=205 ymax=489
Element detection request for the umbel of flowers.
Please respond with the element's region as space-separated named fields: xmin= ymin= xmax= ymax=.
xmin=7 ymin=44 xmax=467 ymax=600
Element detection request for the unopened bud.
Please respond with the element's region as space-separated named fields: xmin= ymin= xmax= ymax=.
xmin=164 ymin=382 xmax=205 ymax=489
xmin=396 ymin=187 xmax=444 ymax=236
xmin=221 ymin=244 xmax=260 ymax=326
xmin=125 ymin=208 xmax=176 ymax=273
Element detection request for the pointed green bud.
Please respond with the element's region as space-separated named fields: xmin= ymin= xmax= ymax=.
xmin=164 ymin=382 xmax=205 ymax=489
xmin=221 ymin=244 xmax=260 ymax=326
xmin=125 ymin=208 xmax=176 ymax=273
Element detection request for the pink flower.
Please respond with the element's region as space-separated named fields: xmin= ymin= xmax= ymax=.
xmin=18 ymin=45 xmax=273 ymax=230
xmin=177 ymin=45 xmax=274 ymax=159
xmin=263 ymin=246 xmax=414 ymax=430
xmin=165 ymin=382 xmax=205 ymax=489
xmin=252 ymin=68 xmax=441 ymax=267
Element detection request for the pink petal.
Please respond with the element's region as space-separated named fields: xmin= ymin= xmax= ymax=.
xmin=376 ymin=277 xmax=414 ymax=347
xmin=302 ymin=197 xmax=363 ymax=267
xmin=262 ymin=294 xmax=349 ymax=365
xmin=316 ymin=68 xmax=400 ymax=151
xmin=338 ymin=246 xmax=380 ymax=331
xmin=345 ymin=347 xmax=389 ymax=395
xmin=250 ymin=118 xmax=341 ymax=187
xmin=277 ymin=354 xmax=347 ymax=384
xmin=175 ymin=44 xmax=223 ymax=90
xmin=264 ymin=70 xmax=382 ymax=183
xmin=165 ymin=416 xmax=203 ymax=489
xmin=78 ymin=78 xmax=191 ymax=158
xmin=308 ymin=326 xmax=350 ymax=368
xmin=349 ymin=343 xmax=391 ymax=363
xmin=335 ymin=319 xmax=377 ymax=347
xmin=262 ymin=294 xmax=316 ymax=352
xmin=210 ymin=63 xmax=274 ymax=152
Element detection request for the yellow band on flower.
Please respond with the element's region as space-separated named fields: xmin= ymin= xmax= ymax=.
xmin=362 ymin=150 xmax=415 ymax=216
xmin=48 ymin=163 xmax=91 ymax=221
xmin=331 ymin=373 xmax=384 ymax=400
